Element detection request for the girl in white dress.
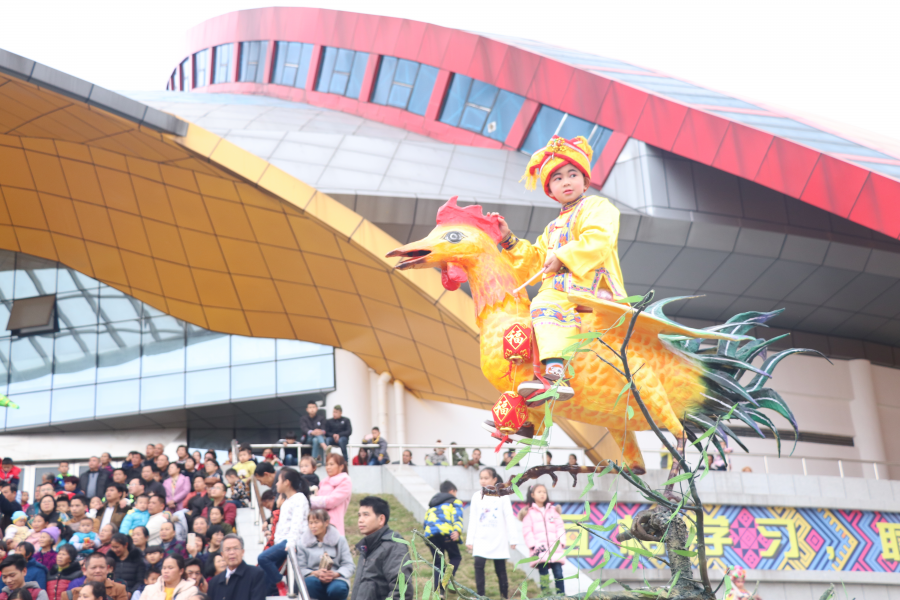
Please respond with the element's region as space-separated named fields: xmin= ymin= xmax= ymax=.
xmin=466 ymin=467 xmax=517 ymax=599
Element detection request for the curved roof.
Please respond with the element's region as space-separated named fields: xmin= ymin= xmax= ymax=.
xmin=176 ymin=7 xmax=900 ymax=242
xmin=0 ymin=50 xmax=499 ymax=409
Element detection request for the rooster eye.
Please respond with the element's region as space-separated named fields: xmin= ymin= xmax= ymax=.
xmin=442 ymin=231 xmax=466 ymax=244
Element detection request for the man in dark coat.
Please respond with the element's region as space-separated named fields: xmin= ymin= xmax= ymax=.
xmin=78 ymin=456 xmax=110 ymax=500
xmin=324 ymin=405 xmax=353 ymax=462
xmin=298 ymin=401 xmax=327 ymax=464
xmin=351 ymin=496 xmax=412 ymax=600
xmin=208 ymin=534 xmax=266 ymax=600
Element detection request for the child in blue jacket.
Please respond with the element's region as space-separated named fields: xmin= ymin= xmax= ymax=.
xmin=423 ymin=480 xmax=464 ymax=594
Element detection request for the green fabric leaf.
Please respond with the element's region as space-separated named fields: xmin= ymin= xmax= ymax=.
xmin=505 ymin=448 xmax=530 ymax=470
xmin=662 ymin=472 xmax=691 ymax=486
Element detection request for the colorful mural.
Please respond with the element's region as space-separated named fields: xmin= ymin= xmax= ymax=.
xmin=510 ymin=502 xmax=900 ymax=573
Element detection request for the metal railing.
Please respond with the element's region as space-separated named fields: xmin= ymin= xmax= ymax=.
xmin=244 ymin=441 xmax=899 ymax=481
xmin=286 ymin=544 xmax=312 ymax=600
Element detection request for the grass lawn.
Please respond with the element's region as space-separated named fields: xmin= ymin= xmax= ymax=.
xmin=343 ymin=493 xmax=530 ymax=599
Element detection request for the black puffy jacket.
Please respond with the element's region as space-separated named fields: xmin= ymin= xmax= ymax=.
xmin=111 ymin=548 xmax=146 ymax=594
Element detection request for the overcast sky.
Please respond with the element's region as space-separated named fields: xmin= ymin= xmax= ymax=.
xmin=2 ymin=0 xmax=898 ymax=149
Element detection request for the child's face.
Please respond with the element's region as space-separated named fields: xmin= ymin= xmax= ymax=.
xmin=79 ymin=520 xmax=93 ymax=533
xmin=90 ymin=497 xmax=103 ymax=510
xmin=135 ymin=497 xmax=149 ymax=512
xmin=299 ymin=460 xmax=313 ymax=475
xmin=548 ymin=164 xmax=586 ymax=203
xmin=146 ymin=572 xmax=159 ymax=586
xmin=64 ymin=481 xmax=76 ymax=492
xmin=20 ymin=492 xmax=28 ymax=503
xmin=225 ymin=474 xmax=238 ymax=485
xmin=147 ymin=551 xmax=163 ymax=564
xmin=238 ymin=450 xmax=251 ymax=463
xmin=13 ymin=517 xmax=25 ymax=527
xmin=57 ymin=501 xmax=69 ymax=514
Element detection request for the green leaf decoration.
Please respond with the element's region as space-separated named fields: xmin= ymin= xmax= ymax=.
xmin=505 ymin=448 xmax=530 ymax=470
xmin=580 ymin=472 xmax=595 ymax=498
xmin=662 ymin=472 xmax=691 ymax=486
xmin=613 ymin=380 xmax=631 ymax=408
xmin=615 ymin=295 xmax=646 ymax=305
xmin=670 ymin=548 xmax=697 ymax=557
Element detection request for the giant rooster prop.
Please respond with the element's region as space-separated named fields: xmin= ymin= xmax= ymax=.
xmin=388 ymin=197 xmax=811 ymax=474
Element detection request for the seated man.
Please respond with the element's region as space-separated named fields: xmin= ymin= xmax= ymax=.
xmin=298 ymin=402 xmax=327 ymax=465
xmin=0 ymin=554 xmax=48 ymax=600
xmin=324 ymin=405 xmax=352 ymax=462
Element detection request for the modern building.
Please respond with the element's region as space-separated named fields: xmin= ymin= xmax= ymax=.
xmin=0 ymin=7 xmax=899 ymax=481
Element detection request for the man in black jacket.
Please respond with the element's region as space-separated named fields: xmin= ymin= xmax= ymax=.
xmin=298 ymin=401 xmax=327 ymax=465
xmin=351 ymin=496 xmax=412 ymax=600
xmin=325 ymin=405 xmax=353 ymax=461
xmin=78 ymin=456 xmax=110 ymax=500
xmin=109 ymin=533 xmax=146 ymax=595
xmin=208 ymin=534 xmax=266 ymax=600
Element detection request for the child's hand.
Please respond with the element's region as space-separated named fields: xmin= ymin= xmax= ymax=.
xmin=487 ymin=213 xmax=510 ymax=238
xmin=543 ymin=252 xmax=563 ymax=274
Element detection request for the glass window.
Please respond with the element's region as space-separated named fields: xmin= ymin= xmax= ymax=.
xmin=57 ymin=268 xmax=98 ymax=295
xmin=8 ymin=334 xmax=53 ymax=394
xmin=13 ymin=255 xmax=56 ymax=299
xmin=186 ymin=368 xmax=230 ymax=405
xmin=186 ymin=325 xmax=229 ymax=371
xmin=180 ymin=57 xmax=191 ymax=91
xmin=141 ymin=373 xmax=184 ymax=411
xmin=141 ymin=316 xmax=185 ymax=377
xmin=239 ymin=41 xmax=268 ymax=83
xmin=439 ymin=74 xmax=525 ymax=142
xmin=194 ymin=49 xmax=209 ymax=88
xmin=98 ymin=286 xmax=142 ymax=323
xmin=95 ymin=379 xmax=139 ymax=417
xmin=57 ymin=292 xmax=99 ymax=328
xmin=371 ymin=57 xmax=439 ymax=116
xmin=271 ymin=42 xmax=314 ymax=88
xmin=276 ymin=339 xmax=332 ymax=360
xmin=52 ymin=326 xmax=97 ymax=389
xmin=0 ymin=337 xmax=10 ymax=394
xmin=51 ymin=385 xmax=95 ymax=423
xmin=277 ymin=355 xmax=334 ymax=394
xmin=231 ymin=362 xmax=275 ymax=399
xmin=521 ymin=105 xmax=613 ymax=165
xmin=97 ymin=321 xmax=141 ymax=383
xmin=316 ymin=47 xmax=369 ymax=99
xmin=0 ymin=251 xmax=14 ymax=300
xmin=213 ymin=44 xmax=233 ymax=84
xmin=6 ymin=390 xmax=50 ymax=428
xmin=231 ymin=336 xmax=274 ymax=365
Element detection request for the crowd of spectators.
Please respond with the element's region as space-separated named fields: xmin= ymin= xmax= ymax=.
xmin=0 ymin=399 xmax=580 ymax=600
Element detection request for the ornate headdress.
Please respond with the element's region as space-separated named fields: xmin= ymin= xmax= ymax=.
xmin=521 ymin=135 xmax=593 ymax=196
xmin=728 ymin=566 xmax=747 ymax=581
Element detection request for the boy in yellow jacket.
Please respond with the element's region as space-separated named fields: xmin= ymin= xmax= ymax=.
xmin=491 ymin=135 xmax=626 ymax=401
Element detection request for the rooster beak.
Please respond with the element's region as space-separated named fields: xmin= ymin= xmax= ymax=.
xmin=386 ymin=241 xmax=433 ymax=270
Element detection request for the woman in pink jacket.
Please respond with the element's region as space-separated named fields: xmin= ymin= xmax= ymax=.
xmin=165 ymin=463 xmax=191 ymax=511
xmin=310 ymin=455 xmax=352 ymax=534
xmin=519 ymin=484 xmax=567 ymax=595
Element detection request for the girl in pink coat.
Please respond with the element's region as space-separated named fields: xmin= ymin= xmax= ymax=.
xmin=519 ymin=484 xmax=567 ymax=595
xmin=310 ymin=455 xmax=352 ymax=535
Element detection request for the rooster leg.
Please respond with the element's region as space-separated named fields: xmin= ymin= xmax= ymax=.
xmin=607 ymin=428 xmax=646 ymax=475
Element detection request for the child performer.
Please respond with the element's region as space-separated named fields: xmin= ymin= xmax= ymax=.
xmin=491 ymin=135 xmax=627 ymax=401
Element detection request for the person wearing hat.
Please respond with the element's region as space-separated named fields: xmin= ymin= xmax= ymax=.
xmin=725 ymin=566 xmax=761 ymax=600
xmin=3 ymin=511 xmax=28 ymax=546
xmin=324 ymin=405 xmax=353 ymax=462
xmin=489 ymin=135 xmax=627 ymax=403
xmin=34 ymin=526 xmax=59 ymax=571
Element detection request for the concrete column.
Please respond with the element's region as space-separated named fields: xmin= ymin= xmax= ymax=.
xmin=847 ymin=359 xmax=886 ymax=463
xmin=376 ymin=372 xmax=392 ymax=440
xmin=393 ymin=380 xmax=406 ymax=450
xmin=326 ymin=350 xmax=372 ymax=446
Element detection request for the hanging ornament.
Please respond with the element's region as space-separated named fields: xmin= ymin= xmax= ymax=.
xmin=491 ymin=391 xmax=527 ymax=450
xmin=503 ymin=323 xmax=532 ymax=365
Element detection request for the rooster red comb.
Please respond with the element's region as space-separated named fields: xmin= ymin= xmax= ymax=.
xmin=435 ymin=197 xmax=502 ymax=243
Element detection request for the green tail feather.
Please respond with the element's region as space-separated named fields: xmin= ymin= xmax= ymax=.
xmin=653 ymin=298 xmax=825 ymax=458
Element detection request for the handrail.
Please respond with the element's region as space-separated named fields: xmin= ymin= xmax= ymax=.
xmin=243 ymin=441 xmax=899 ymax=480
xmin=286 ymin=544 xmax=312 ymax=600
xmin=250 ymin=476 xmax=267 ymax=545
